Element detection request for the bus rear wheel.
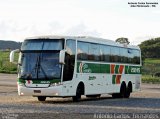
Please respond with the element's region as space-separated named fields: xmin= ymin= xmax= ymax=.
xmin=38 ymin=96 xmax=46 ymax=101
xmin=119 ymin=83 xmax=126 ymax=98
xmin=125 ymin=84 xmax=132 ymax=98
xmin=112 ymin=82 xmax=126 ymax=98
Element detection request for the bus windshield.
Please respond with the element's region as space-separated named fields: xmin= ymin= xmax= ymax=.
xmin=19 ymin=39 xmax=64 ymax=80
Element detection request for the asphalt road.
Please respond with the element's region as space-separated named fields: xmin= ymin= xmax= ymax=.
xmin=0 ymin=73 xmax=160 ymax=119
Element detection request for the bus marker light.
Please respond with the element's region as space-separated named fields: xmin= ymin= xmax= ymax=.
xmin=55 ymin=93 xmax=58 ymax=96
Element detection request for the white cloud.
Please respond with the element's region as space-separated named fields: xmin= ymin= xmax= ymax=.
xmin=64 ymin=23 xmax=101 ymax=37
xmin=0 ymin=0 xmax=159 ymax=45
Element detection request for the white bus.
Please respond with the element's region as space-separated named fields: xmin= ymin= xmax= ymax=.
xmin=10 ymin=36 xmax=141 ymax=101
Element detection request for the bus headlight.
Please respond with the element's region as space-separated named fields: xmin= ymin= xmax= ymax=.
xmin=50 ymin=82 xmax=62 ymax=87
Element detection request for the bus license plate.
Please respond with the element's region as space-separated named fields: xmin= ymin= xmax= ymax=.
xmin=34 ymin=90 xmax=41 ymax=93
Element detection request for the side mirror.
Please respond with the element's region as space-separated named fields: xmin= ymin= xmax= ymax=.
xmin=59 ymin=50 xmax=65 ymax=64
xmin=10 ymin=49 xmax=20 ymax=64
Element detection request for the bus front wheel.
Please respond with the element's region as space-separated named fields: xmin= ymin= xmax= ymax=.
xmin=72 ymin=83 xmax=84 ymax=102
xmin=37 ymin=96 xmax=46 ymax=101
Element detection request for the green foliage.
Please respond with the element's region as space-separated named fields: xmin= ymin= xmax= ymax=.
xmin=115 ymin=37 xmax=130 ymax=44
xmin=142 ymin=75 xmax=160 ymax=84
xmin=142 ymin=58 xmax=160 ymax=75
xmin=154 ymin=72 xmax=160 ymax=77
xmin=142 ymin=58 xmax=160 ymax=83
xmin=144 ymin=58 xmax=160 ymax=64
xmin=139 ymin=37 xmax=160 ymax=58
xmin=0 ymin=51 xmax=18 ymax=74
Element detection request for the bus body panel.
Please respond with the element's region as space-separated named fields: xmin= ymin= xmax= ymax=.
xmin=18 ymin=85 xmax=63 ymax=96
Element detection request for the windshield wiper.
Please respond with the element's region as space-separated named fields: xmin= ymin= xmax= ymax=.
xmin=24 ymin=53 xmax=49 ymax=80
xmin=37 ymin=53 xmax=49 ymax=80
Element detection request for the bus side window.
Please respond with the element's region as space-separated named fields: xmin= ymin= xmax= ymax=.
xmin=128 ymin=49 xmax=134 ymax=64
xmin=133 ymin=50 xmax=140 ymax=64
xmin=88 ymin=43 xmax=100 ymax=61
xmin=100 ymin=45 xmax=110 ymax=62
xmin=120 ymin=48 xmax=128 ymax=63
xmin=77 ymin=42 xmax=89 ymax=60
xmin=63 ymin=39 xmax=76 ymax=81
xmin=111 ymin=47 xmax=120 ymax=62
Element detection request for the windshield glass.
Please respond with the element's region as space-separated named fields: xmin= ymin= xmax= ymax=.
xmin=22 ymin=39 xmax=63 ymax=51
xmin=20 ymin=52 xmax=61 ymax=80
xmin=19 ymin=39 xmax=64 ymax=80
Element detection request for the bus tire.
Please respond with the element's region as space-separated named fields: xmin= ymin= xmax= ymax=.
xmin=72 ymin=86 xmax=81 ymax=102
xmin=125 ymin=82 xmax=132 ymax=98
xmin=120 ymin=82 xmax=126 ymax=98
xmin=38 ymin=96 xmax=46 ymax=101
xmin=125 ymin=88 xmax=130 ymax=98
xmin=72 ymin=83 xmax=84 ymax=102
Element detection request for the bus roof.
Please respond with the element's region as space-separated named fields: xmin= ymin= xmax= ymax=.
xmin=25 ymin=35 xmax=140 ymax=50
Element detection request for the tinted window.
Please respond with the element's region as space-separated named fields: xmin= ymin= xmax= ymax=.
xmin=22 ymin=39 xmax=63 ymax=50
xmin=77 ymin=41 xmax=141 ymax=65
xmin=128 ymin=49 xmax=134 ymax=63
xmin=77 ymin=42 xmax=89 ymax=60
xmin=133 ymin=50 xmax=140 ymax=64
xmin=111 ymin=47 xmax=120 ymax=62
xmin=43 ymin=40 xmax=63 ymax=50
xmin=119 ymin=48 xmax=128 ymax=63
xmin=88 ymin=43 xmax=100 ymax=61
xmin=100 ymin=45 xmax=110 ymax=62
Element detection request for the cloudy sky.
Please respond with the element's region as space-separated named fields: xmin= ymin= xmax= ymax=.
xmin=0 ymin=0 xmax=160 ymax=44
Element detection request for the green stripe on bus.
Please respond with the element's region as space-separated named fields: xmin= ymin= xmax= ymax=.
xmin=87 ymin=63 xmax=100 ymax=73
xmin=77 ymin=61 xmax=141 ymax=74
xmin=100 ymin=64 xmax=110 ymax=73
xmin=115 ymin=65 xmax=119 ymax=74
xmin=125 ymin=66 xmax=141 ymax=74
xmin=112 ymin=75 xmax=116 ymax=84
xmin=125 ymin=66 xmax=129 ymax=74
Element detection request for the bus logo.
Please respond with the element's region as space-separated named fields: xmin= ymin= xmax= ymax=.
xmin=131 ymin=67 xmax=140 ymax=73
xmin=79 ymin=62 xmax=92 ymax=73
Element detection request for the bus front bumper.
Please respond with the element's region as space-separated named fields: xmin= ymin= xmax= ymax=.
xmin=18 ymin=85 xmax=63 ymax=97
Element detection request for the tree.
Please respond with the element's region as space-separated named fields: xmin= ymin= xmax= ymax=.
xmin=139 ymin=37 xmax=160 ymax=58
xmin=116 ymin=37 xmax=130 ymax=45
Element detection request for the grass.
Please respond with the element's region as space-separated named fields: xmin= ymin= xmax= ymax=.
xmin=142 ymin=58 xmax=160 ymax=75
xmin=0 ymin=50 xmax=18 ymax=74
xmin=142 ymin=75 xmax=160 ymax=84
xmin=144 ymin=58 xmax=160 ymax=64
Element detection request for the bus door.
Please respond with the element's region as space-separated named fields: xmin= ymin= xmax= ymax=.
xmin=62 ymin=39 xmax=76 ymax=96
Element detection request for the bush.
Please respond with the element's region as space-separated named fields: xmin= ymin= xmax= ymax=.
xmin=142 ymin=75 xmax=160 ymax=84
xmin=154 ymin=72 xmax=160 ymax=77
xmin=0 ymin=51 xmax=17 ymax=74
